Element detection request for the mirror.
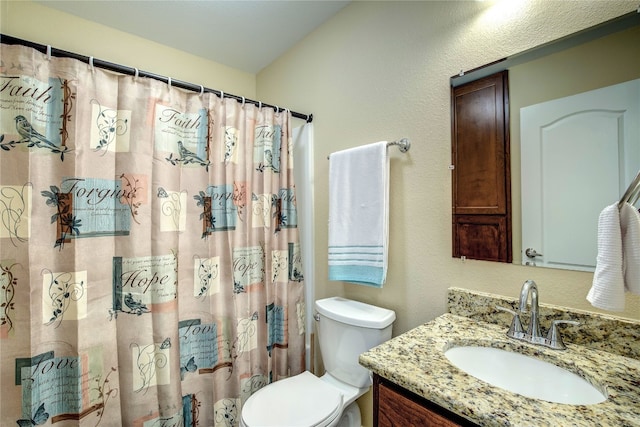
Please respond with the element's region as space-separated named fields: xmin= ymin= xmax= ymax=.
xmin=451 ymin=12 xmax=640 ymax=272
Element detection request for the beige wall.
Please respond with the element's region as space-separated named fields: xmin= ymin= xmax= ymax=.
xmin=3 ymin=1 xmax=639 ymax=425
xmin=8 ymin=0 xmax=636 ymax=333
xmin=256 ymin=5 xmax=639 ymax=423
xmin=257 ymin=1 xmax=640 ymax=333
xmin=1 ymin=0 xmax=256 ymax=98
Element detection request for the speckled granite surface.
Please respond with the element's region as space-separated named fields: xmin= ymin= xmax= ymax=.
xmin=359 ymin=289 xmax=640 ymax=426
xmin=448 ymin=287 xmax=640 ymax=360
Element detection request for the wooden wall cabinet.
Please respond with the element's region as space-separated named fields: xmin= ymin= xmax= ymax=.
xmin=451 ymin=71 xmax=512 ymax=263
xmin=373 ymin=374 xmax=475 ymax=427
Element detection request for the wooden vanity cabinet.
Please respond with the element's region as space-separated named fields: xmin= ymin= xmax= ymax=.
xmin=373 ymin=374 xmax=477 ymax=427
xmin=451 ymin=71 xmax=511 ymax=263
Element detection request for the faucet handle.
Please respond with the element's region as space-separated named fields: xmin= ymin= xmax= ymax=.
xmin=495 ymin=305 xmax=518 ymax=316
xmin=496 ymin=306 xmax=524 ymax=337
xmin=546 ymin=319 xmax=580 ymax=350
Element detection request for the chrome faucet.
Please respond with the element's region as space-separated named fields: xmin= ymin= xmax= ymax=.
xmin=497 ymin=280 xmax=579 ymax=350
xmin=519 ymin=279 xmax=541 ymax=341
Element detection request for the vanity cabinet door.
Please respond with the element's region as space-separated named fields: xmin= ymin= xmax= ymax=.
xmin=374 ymin=375 xmax=474 ymax=427
xmin=453 ymin=214 xmax=508 ymax=263
xmin=451 ymin=71 xmax=512 ymax=263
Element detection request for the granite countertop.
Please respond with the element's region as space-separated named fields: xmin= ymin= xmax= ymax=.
xmin=359 ymin=313 xmax=640 ymax=426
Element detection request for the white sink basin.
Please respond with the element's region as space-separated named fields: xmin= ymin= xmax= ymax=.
xmin=444 ymin=346 xmax=606 ymax=405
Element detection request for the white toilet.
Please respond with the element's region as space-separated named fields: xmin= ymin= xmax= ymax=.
xmin=240 ymin=297 xmax=396 ymax=427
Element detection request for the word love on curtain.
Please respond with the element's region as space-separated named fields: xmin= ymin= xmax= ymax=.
xmin=0 ymin=43 xmax=305 ymax=427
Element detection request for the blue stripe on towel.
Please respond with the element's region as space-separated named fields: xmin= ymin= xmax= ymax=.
xmin=329 ymin=246 xmax=383 ymax=258
xmin=328 ymin=244 xmax=386 ymax=286
xmin=328 ymin=265 xmax=385 ymax=287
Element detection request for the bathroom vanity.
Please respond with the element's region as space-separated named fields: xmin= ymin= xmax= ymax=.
xmin=359 ymin=288 xmax=640 ymax=426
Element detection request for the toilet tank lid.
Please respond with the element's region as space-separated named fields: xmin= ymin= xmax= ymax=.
xmin=315 ymin=297 xmax=396 ymax=329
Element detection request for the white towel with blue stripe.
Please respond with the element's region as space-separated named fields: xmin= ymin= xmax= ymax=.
xmin=328 ymin=141 xmax=389 ymax=287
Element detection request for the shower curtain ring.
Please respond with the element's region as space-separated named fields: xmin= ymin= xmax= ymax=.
xmin=88 ymin=56 xmax=94 ymax=71
xmin=199 ymin=85 xmax=204 ymax=96
xmin=46 ymin=45 xmax=52 ymax=60
xmin=133 ymin=68 xmax=139 ymax=80
xmin=241 ymin=96 xmax=245 ymax=106
xmin=167 ymin=77 xmax=172 ymax=88
xmin=259 ymin=101 xmax=262 ymax=109
xmin=220 ymin=90 xmax=224 ymax=100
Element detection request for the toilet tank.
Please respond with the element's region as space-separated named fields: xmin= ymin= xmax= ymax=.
xmin=315 ymin=297 xmax=395 ymax=388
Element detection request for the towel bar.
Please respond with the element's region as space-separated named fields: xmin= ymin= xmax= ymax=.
xmin=388 ymin=138 xmax=411 ymax=153
xmin=327 ymin=138 xmax=411 ymax=159
xmin=619 ymin=169 xmax=640 ymax=208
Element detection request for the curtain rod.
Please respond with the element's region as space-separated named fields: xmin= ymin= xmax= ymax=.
xmin=0 ymin=34 xmax=314 ymax=123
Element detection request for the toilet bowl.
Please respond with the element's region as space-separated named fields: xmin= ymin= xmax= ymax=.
xmin=240 ymin=297 xmax=395 ymax=427
xmin=240 ymin=371 xmax=354 ymax=427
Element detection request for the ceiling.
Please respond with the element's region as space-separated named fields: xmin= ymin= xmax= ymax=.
xmin=36 ymin=0 xmax=351 ymax=74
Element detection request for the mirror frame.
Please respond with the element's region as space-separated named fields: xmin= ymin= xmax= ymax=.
xmin=450 ymin=12 xmax=640 ymax=88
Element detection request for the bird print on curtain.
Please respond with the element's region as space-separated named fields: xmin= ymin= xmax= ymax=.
xmin=0 ymin=43 xmax=305 ymax=427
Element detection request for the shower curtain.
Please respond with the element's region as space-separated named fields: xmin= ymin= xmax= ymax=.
xmin=0 ymin=43 xmax=305 ymax=426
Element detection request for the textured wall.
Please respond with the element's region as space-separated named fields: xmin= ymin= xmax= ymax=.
xmin=257 ymin=0 xmax=640 ymax=336
xmin=3 ymin=1 xmax=638 ymax=426
xmin=256 ymin=4 xmax=639 ymax=423
xmin=1 ymin=1 xmax=256 ymax=98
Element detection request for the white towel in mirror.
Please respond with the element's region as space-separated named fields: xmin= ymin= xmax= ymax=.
xmin=587 ymin=202 xmax=640 ymax=311
xmin=620 ymin=202 xmax=640 ymax=295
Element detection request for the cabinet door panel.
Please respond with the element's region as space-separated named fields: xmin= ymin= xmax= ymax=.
xmin=453 ymin=214 xmax=508 ymax=262
xmin=452 ymin=72 xmax=507 ymax=215
xmin=375 ymin=376 xmax=470 ymax=427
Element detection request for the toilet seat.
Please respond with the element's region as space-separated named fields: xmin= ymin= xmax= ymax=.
xmin=241 ymin=371 xmax=344 ymax=427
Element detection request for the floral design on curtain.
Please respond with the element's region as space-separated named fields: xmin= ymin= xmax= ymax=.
xmin=0 ymin=44 xmax=305 ymax=427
